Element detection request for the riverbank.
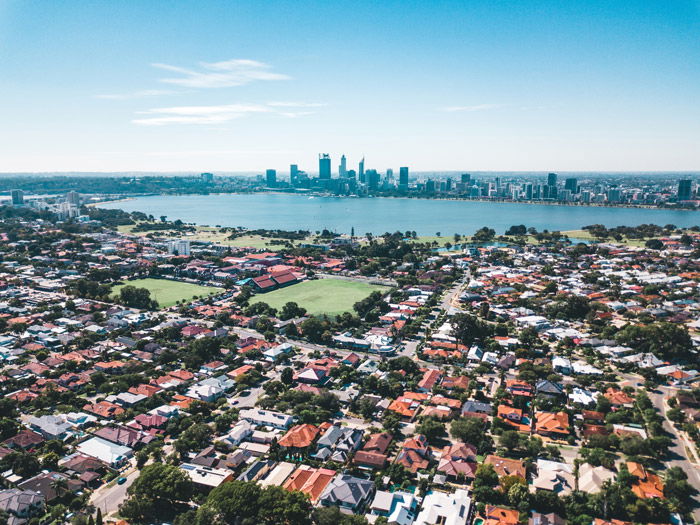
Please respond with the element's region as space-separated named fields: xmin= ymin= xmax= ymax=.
xmin=96 ymin=193 xmax=700 ymax=236
xmin=88 ymin=189 xmax=699 ymax=212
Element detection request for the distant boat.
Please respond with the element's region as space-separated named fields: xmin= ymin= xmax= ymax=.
xmin=308 ymin=196 xmax=316 ymax=199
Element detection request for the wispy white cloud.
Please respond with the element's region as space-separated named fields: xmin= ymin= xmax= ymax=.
xmin=132 ymin=101 xmax=321 ymax=126
xmin=440 ymin=103 xmax=504 ymax=112
xmin=94 ymin=89 xmax=182 ymax=100
xmin=133 ymin=103 xmax=271 ymax=126
xmin=152 ymin=59 xmax=290 ymax=88
xmin=277 ymin=111 xmax=319 ymax=118
xmin=267 ymin=101 xmax=326 ymax=108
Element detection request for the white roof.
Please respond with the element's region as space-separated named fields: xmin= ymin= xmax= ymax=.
xmin=414 ymin=489 xmax=471 ymax=525
xmin=77 ymin=437 xmax=132 ymax=466
xmin=180 ymin=463 xmax=232 ymax=488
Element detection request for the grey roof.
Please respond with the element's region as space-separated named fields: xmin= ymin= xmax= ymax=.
xmin=316 ymin=425 xmax=363 ymax=451
xmin=320 ymin=474 xmax=374 ymax=507
xmin=462 ymin=401 xmax=491 ymax=414
xmin=536 ymin=380 xmax=564 ymax=395
xmin=0 ymin=488 xmax=45 ymax=515
xmin=27 ymin=415 xmax=72 ymax=438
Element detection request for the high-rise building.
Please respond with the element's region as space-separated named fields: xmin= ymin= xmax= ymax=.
xmin=339 ymin=155 xmax=347 ymax=178
xmin=66 ymin=191 xmax=80 ymax=206
xmin=546 ymin=173 xmax=558 ymax=199
xmin=678 ymin=179 xmax=693 ymax=201
xmin=564 ymin=178 xmax=578 ymax=194
xmin=167 ymin=239 xmax=191 ymax=256
xmin=525 ymin=183 xmax=533 ymax=200
xmin=445 ymin=178 xmax=452 ymax=191
xmin=290 ymin=164 xmax=299 ymax=185
xmin=201 ymin=172 xmax=214 ymax=183
xmin=607 ymin=188 xmax=622 ymax=203
xmin=358 ymin=158 xmax=365 ymax=183
xmin=461 ymin=173 xmax=471 ymax=185
xmin=425 ymin=179 xmax=436 ymax=193
xmin=10 ymin=189 xmax=24 ymax=206
xmin=399 ymin=167 xmax=409 ymax=188
xmin=319 ymin=154 xmax=331 ymax=179
xmin=367 ymin=169 xmax=380 ymax=190
xmin=266 ymin=169 xmax=277 ymax=187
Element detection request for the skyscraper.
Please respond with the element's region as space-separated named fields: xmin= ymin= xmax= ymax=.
xmin=678 ymin=179 xmax=693 ymax=201
xmin=461 ymin=173 xmax=471 ymax=185
xmin=399 ymin=167 xmax=409 ymax=188
xmin=66 ymin=191 xmax=80 ymax=206
xmin=358 ymin=157 xmax=365 ymax=183
xmin=290 ymin=164 xmax=299 ymax=185
xmin=547 ymin=173 xmax=558 ymax=199
xmin=319 ymin=154 xmax=331 ymax=179
xmin=10 ymin=189 xmax=24 ymax=206
xmin=367 ymin=169 xmax=380 ymax=190
xmin=564 ymin=177 xmax=578 ymax=194
xmin=339 ymin=155 xmax=347 ymax=178
xmin=266 ymin=169 xmax=277 ymax=187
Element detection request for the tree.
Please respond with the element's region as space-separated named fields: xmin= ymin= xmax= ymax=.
xmin=450 ymin=417 xmax=489 ymax=451
xmin=120 ymin=463 xmax=193 ymax=523
xmin=281 ymin=367 xmax=294 ymax=385
xmin=450 ymin=312 xmax=491 ymax=347
xmin=280 ymin=302 xmax=307 ymax=321
xmin=472 ymin=464 xmax=500 ymax=504
xmin=499 ymin=430 xmax=520 ymax=454
xmin=473 ymin=226 xmax=496 ymax=242
xmin=312 ymin=506 xmax=369 ymax=525
xmin=197 ymin=481 xmax=312 ymax=525
xmin=416 ymin=417 xmax=446 ymax=445
xmin=119 ymin=285 xmax=158 ymax=310
xmin=616 ymin=322 xmax=693 ymax=361
xmin=645 ymin=238 xmax=664 ymax=250
xmin=508 ymin=481 xmax=530 ymax=511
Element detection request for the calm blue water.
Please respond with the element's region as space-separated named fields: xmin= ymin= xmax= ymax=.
xmin=98 ymin=194 xmax=700 ymax=236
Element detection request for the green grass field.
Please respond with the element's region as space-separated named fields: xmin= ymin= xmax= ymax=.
xmin=117 ymin=223 xmax=311 ymax=249
xmin=250 ymin=279 xmax=390 ymax=316
xmin=112 ymin=278 xmax=219 ymax=308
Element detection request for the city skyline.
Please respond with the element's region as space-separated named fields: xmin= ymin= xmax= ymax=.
xmin=1 ymin=0 xmax=699 ymax=172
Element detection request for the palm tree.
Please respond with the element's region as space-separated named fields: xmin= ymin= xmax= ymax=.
xmin=50 ymin=476 xmax=69 ymax=498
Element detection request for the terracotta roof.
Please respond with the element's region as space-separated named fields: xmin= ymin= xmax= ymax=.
xmin=484 ymin=505 xmax=520 ymax=525
xmin=485 ymin=455 xmax=526 ymax=478
xmin=278 ymin=424 xmax=320 ymax=449
xmin=282 ymin=466 xmax=336 ymax=503
xmin=627 ymin=462 xmax=665 ymax=499
xmin=535 ymin=411 xmax=569 ymax=436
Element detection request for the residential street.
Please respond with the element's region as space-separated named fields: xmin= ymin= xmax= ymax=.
xmin=90 ymin=464 xmax=138 ymax=517
xmin=649 ymin=386 xmax=700 ymax=523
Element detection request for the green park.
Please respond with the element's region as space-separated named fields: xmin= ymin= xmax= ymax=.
xmin=112 ymin=278 xmax=220 ymax=308
xmin=250 ymin=278 xmax=390 ymax=316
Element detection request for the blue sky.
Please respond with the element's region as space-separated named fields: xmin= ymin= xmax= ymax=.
xmin=1 ymin=0 xmax=699 ymax=173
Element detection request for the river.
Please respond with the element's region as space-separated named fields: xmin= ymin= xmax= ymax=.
xmin=97 ymin=193 xmax=700 ymax=235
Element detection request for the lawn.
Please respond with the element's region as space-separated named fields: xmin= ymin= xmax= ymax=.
xmin=117 ymin=223 xmax=306 ymax=249
xmin=112 ymin=278 xmax=219 ymax=308
xmin=561 ymin=229 xmax=649 ymax=247
xmin=250 ymin=279 xmax=390 ymax=316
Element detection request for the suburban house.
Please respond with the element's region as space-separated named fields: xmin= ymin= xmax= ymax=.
xmin=319 ymin=474 xmax=375 ymax=511
xmin=367 ymin=490 xmax=418 ymax=525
